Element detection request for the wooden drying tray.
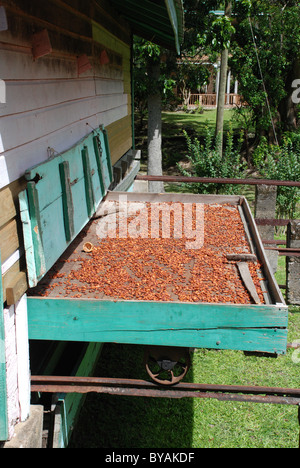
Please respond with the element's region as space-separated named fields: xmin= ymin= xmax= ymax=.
xmin=26 ymin=192 xmax=288 ymax=355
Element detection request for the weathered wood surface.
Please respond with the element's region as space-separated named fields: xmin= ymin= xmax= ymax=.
xmin=26 ymin=194 xmax=288 ymax=355
xmin=27 ymin=297 xmax=288 ymax=355
xmin=0 ymin=0 xmax=132 ymax=189
xmin=0 ymin=179 xmax=28 ymax=304
xmin=237 ymin=262 xmax=261 ymax=305
xmin=19 ymin=128 xmax=112 ymax=287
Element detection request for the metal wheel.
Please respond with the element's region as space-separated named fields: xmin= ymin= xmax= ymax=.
xmin=144 ymin=346 xmax=191 ymax=386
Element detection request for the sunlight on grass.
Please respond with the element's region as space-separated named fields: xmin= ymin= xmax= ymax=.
xmin=162 ymin=109 xmax=238 ymax=138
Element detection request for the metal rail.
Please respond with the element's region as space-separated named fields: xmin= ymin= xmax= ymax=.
xmin=264 ymin=247 xmax=300 ymax=257
xmin=31 ymin=375 xmax=300 ymax=405
xmin=135 ymin=174 xmax=300 ymax=188
xmin=31 ymin=376 xmax=300 ymax=447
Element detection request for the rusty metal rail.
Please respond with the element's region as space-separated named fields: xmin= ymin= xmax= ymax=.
xmin=264 ymin=247 xmax=300 ymax=257
xmin=31 ymin=376 xmax=300 ymax=447
xmin=135 ymin=174 xmax=300 ymax=188
xmin=31 ymin=375 xmax=300 ymax=406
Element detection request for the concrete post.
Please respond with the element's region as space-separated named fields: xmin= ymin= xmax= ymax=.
xmin=286 ymin=220 xmax=300 ymax=305
xmin=255 ymin=185 xmax=278 ymax=274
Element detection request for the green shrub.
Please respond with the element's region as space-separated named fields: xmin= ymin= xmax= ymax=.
xmin=177 ymin=126 xmax=246 ymax=195
xmin=254 ymin=136 xmax=300 ymax=219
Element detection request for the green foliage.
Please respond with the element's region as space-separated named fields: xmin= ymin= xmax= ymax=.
xmin=253 ymin=135 xmax=300 ymax=218
xmin=178 ymin=125 xmax=246 ymax=194
xmin=230 ymin=0 xmax=300 ymax=137
xmin=211 ymin=15 xmax=235 ymax=50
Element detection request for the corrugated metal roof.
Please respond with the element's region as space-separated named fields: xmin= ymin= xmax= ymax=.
xmin=109 ymin=0 xmax=184 ymax=53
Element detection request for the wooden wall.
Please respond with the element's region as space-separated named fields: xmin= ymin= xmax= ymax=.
xmin=0 ymin=0 xmax=133 ymax=305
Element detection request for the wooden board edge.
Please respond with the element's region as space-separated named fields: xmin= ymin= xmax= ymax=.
xmin=0 ymin=251 xmax=8 ymax=441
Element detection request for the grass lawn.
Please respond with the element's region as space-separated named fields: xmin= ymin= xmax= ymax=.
xmin=162 ymin=108 xmax=239 ymax=138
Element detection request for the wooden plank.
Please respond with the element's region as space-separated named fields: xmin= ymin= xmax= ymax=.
xmin=6 ymin=272 xmax=28 ymax=307
xmin=26 ymin=182 xmax=46 ymax=282
xmin=15 ymin=295 xmax=30 ymax=422
xmin=93 ymin=135 xmax=105 ymax=197
xmin=20 ymin=129 xmax=112 ymax=286
xmin=102 ymin=127 xmax=113 ymax=184
xmin=2 ymin=260 xmax=24 ymax=304
xmin=106 ymin=115 xmax=132 ymax=165
xmin=59 ymin=161 xmax=74 ymax=242
xmin=19 ymin=190 xmax=38 ymax=288
xmin=27 ymin=298 xmax=288 ymax=355
xmin=237 ymin=262 xmax=261 ymax=305
xmin=242 ymin=198 xmax=285 ymax=305
xmin=0 ymin=186 xmax=16 ymax=229
xmin=0 ymin=251 xmax=8 ymax=441
xmin=81 ymin=146 xmax=95 ymax=218
xmin=0 ymin=220 xmax=19 ymax=263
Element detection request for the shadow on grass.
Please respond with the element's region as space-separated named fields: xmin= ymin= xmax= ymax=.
xmin=69 ymin=344 xmax=194 ymax=449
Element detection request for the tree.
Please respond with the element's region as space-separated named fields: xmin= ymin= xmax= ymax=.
xmin=133 ymin=39 xmax=167 ymax=192
xmin=214 ymin=1 xmax=233 ymax=154
xmin=230 ymin=0 xmax=300 ymax=141
xmin=147 ymin=54 xmax=165 ymax=193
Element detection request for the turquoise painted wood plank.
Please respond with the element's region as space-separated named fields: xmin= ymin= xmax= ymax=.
xmin=59 ymin=161 xmax=75 ymax=242
xmin=27 ymin=182 xmax=46 ymax=281
xmin=81 ymin=146 xmax=95 ymax=218
xmin=19 ymin=190 xmax=38 ymax=288
xmin=83 ymin=135 xmax=103 ymax=208
xmin=0 ymin=252 xmax=8 ymax=441
xmin=93 ymin=135 xmax=105 ymax=197
xmin=20 ymin=128 xmax=112 ymax=286
xmin=27 ymin=298 xmax=288 ymax=354
xmin=101 ymin=127 xmax=113 ymax=189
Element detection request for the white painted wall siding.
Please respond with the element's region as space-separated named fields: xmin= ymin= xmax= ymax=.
xmin=0 ymin=4 xmax=132 ymax=189
xmin=0 ymin=49 xmax=129 ymax=189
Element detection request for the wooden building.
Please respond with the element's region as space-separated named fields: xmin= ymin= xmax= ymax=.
xmin=0 ymin=0 xmax=184 ymax=446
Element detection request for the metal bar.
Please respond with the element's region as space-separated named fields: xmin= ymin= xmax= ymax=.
xmin=264 ymin=247 xmax=300 ymax=257
xmin=135 ymin=175 xmax=300 ymax=188
xmin=256 ymin=219 xmax=290 ymax=227
xmin=30 ymin=376 xmax=300 ymax=406
xmin=262 ymin=240 xmax=287 ymax=246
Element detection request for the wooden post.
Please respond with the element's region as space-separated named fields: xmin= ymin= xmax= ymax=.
xmin=255 ymin=184 xmax=278 ymax=274
xmin=286 ymin=220 xmax=300 ymax=305
xmin=0 ymin=251 xmax=8 ymax=441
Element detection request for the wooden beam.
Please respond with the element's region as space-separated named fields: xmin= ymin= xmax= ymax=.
xmin=19 ymin=190 xmax=38 ymax=288
xmin=26 ymin=182 xmax=46 ymax=282
xmin=237 ymin=262 xmax=261 ymax=305
xmin=102 ymin=127 xmax=113 ymax=183
xmin=59 ymin=162 xmax=74 ymax=242
xmin=82 ymin=146 xmax=95 ymax=218
xmin=6 ymin=271 xmax=28 ymax=306
xmin=0 ymin=251 xmax=8 ymax=441
xmin=27 ymin=297 xmax=288 ymax=355
xmin=92 ymin=135 xmax=105 ymax=197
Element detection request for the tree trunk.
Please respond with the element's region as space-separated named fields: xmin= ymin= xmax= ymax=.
xmin=215 ymin=1 xmax=232 ymax=156
xmin=147 ymin=60 xmax=165 ymax=193
xmin=215 ymin=47 xmax=229 ymax=153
